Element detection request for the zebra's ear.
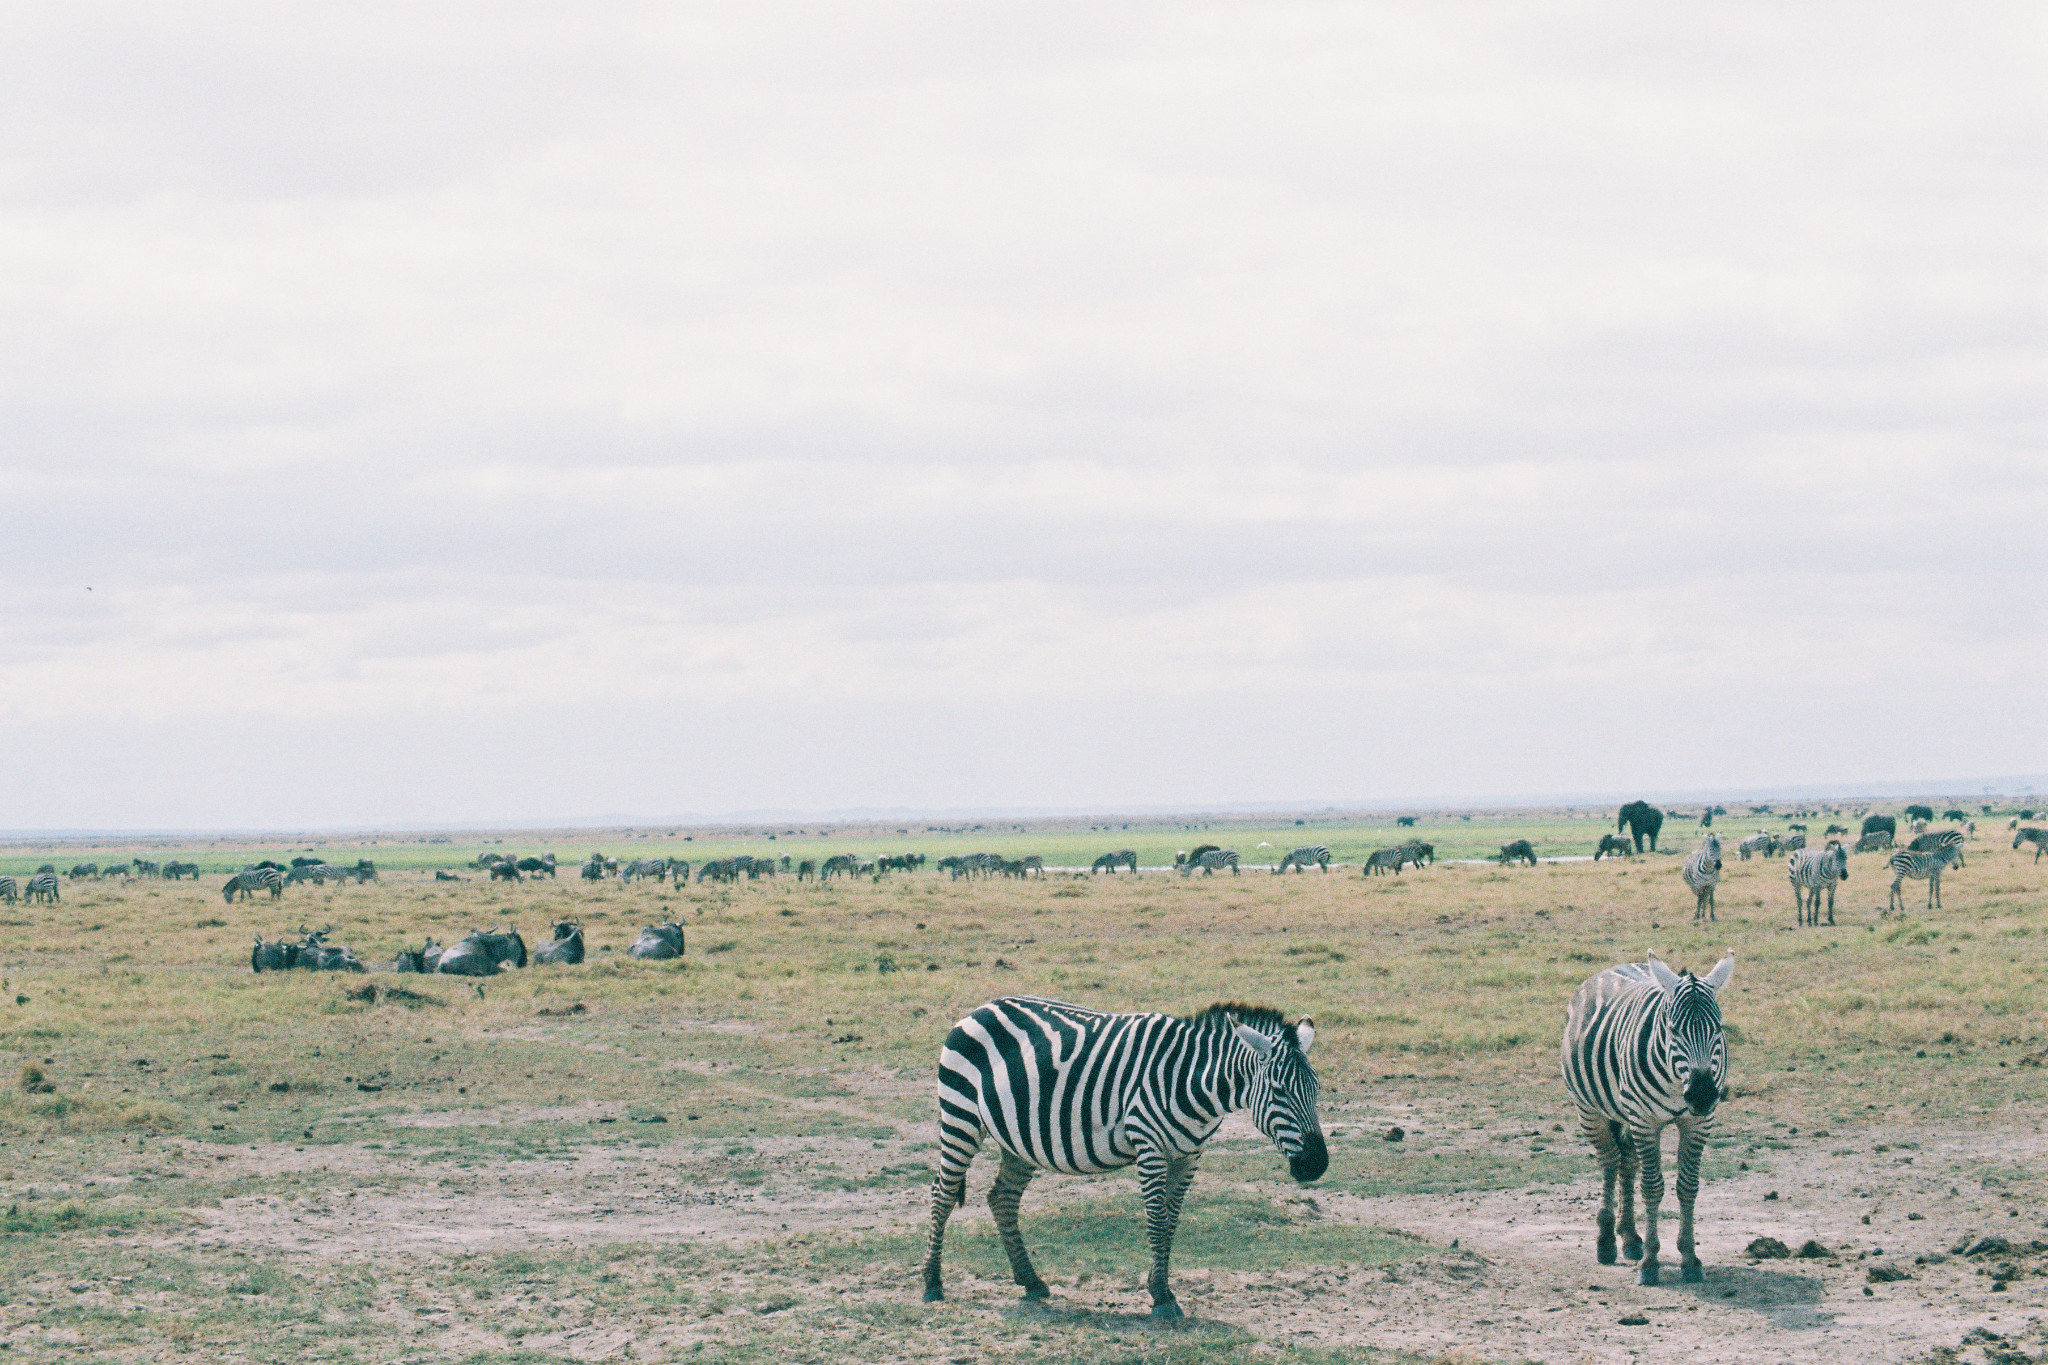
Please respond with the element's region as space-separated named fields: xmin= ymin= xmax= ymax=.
xmin=1234 ymin=1024 xmax=1275 ymax=1060
xmin=1703 ymin=954 xmax=1734 ymax=991
xmin=1294 ymin=1019 xmax=1316 ymax=1054
xmin=1646 ymin=951 xmax=1681 ymax=994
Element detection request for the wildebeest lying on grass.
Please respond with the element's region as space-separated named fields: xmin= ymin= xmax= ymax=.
xmin=252 ymin=927 xmax=364 ymax=972
xmin=436 ymin=927 xmax=527 ymax=975
xmin=1498 ymin=840 xmax=1538 ymax=866
xmin=392 ymin=937 xmax=444 ymax=972
xmin=533 ymin=921 xmax=585 ymax=965
xmin=628 ymin=922 xmax=686 ymax=959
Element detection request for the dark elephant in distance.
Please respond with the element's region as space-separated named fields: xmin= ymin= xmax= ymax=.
xmin=1617 ymin=801 xmax=1664 ymax=853
xmin=1861 ymin=814 xmax=1896 ymax=839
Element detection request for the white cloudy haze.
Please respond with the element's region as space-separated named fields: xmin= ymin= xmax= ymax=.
xmin=2 ymin=4 xmax=2043 ymax=828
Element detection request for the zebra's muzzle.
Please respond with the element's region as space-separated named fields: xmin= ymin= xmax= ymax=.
xmin=1288 ymin=1129 xmax=1329 ymax=1183
xmin=1684 ymin=1072 xmax=1721 ymax=1116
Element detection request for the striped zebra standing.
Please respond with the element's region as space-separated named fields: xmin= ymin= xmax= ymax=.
xmin=1887 ymin=845 xmax=1958 ymax=914
xmin=222 ymin=868 xmax=285 ymax=902
xmin=2014 ymin=828 xmax=2048 ymax=863
xmin=1562 ymin=952 xmax=1734 ymax=1285
xmin=1178 ymin=849 xmax=1239 ymax=876
xmin=1907 ymin=829 xmax=1965 ymax=868
xmin=1787 ymin=841 xmax=1848 ymax=927
xmin=1274 ymin=845 xmax=1331 ymax=873
xmin=0 ymin=876 xmax=15 ymax=904
xmin=1681 ymin=835 xmax=1722 ymax=923
xmin=24 ymin=873 xmax=59 ymax=903
xmin=921 ymin=996 xmax=1325 ymax=1319
xmin=1091 ymin=850 xmax=1138 ymax=874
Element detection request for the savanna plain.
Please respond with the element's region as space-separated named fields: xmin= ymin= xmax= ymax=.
xmin=2 ymin=810 xmax=2045 ymax=1365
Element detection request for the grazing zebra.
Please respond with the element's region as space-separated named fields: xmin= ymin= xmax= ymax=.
xmin=1681 ymin=835 xmax=1722 ymax=924
xmin=1787 ymin=842 xmax=1848 ymax=927
xmin=1562 ymin=952 xmax=1734 ymax=1285
xmin=1778 ymin=832 xmax=1806 ymax=855
xmin=221 ymin=868 xmax=285 ymax=902
xmin=580 ymin=857 xmax=605 ymax=881
xmin=1401 ymin=839 xmax=1434 ymax=866
xmin=1736 ymin=833 xmax=1774 ymax=861
xmin=2014 ymin=828 xmax=2048 ymax=863
xmin=621 ymin=857 xmax=668 ymax=883
xmin=1887 ymin=845 xmax=1959 ymax=914
xmin=1854 ymin=829 xmax=1893 ymax=853
xmin=797 ymin=859 xmax=817 ymax=880
xmin=1498 ymin=840 xmax=1537 ymax=866
xmin=0 ymin=877 xmax=15 ymax=904
xmin=1019 ymin=856 xmax=1046 ymax=878
xmin=669 ymin=859 xmax=692 ymax=885
xmin=1178 ymin=849 xmax=1239 ymax=876
xmin=921 ymin=996 xmax=1326 ymax=1319
xmin=1594 ymin=833 xmax=1634 ymax=861
xmin=1907 ymin=829 xmax=1965 ymax=868
xmin=1362 ymin=847 xmax=1408 ymax=876
xmin=24 ymin=873 xmax=59 ymax=903
xmin=1091 ymin=850 xmax=1138 ymax=874
xmin=1275 ymin=845 xmax=1331 ymax=874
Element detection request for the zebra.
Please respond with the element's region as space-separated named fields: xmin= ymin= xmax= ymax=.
xmin=1887 ymin=845 xmax=1959 ymax=914
xmin=621 ymin=857 xmax=668 ymax=883
xmin=1854 ymin=829 xmax=1893 ymax=853
xmin=1401 ymin=839 xmax=1434 ymax=866
xmin=580 ymin=857 xmax=605 ymax=880
xmin=1907 ymin=829 xmax=1965 ymax=868
xmin=221 ymin=868 xmax=285 ymax=902
xmin=1562 ymin=951 xmax=1734 ymax=1285
xmin=1091 ymin=850 xmax=1138 ymax=874
xmin=24 ymin=873 xmax=59 ymax=903
xmin=1274 ymin=845 xmax=1331 ymax=874
xmin=1778 ymin=832 xmax=1806 ymax=855
xmin=0 ymin=876 xmax=15 ymax=904
xmin=1787 ymin=841 xmax=1848 ymax=927
xmin=669 ymin=859 xmax=693 ymax=885
xmin=1178 ymin=849 xmax=1239 ymax=876
xmin=2014 ymin=828 xmax=2048 ymax=863
xmin=921 ymin=996 xmax=1326 ymax=1319
xmin=1362 ymin=847 xmax=1408 ymax=876
xmin=1736 ymin=833 xmax=1774 ymax=861
xmin=796 ymin=859 xmax=817 ymax=880
xmin=1681 ymin=835 xmax=1722 ymax=923
xmin=1019 ymin=856 xmax=1046 ymax=878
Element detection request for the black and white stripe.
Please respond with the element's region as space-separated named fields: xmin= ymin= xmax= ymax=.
xmin=0 ymin=877 xmax=16 ymax=904
xmin=1091 ymin=850 xmax=1139 ymax=874
xmin=222 ymin=868 xmax=285 ymax=902
xmin=1274 ymin=845 xmax=1331 ymax=873
xmin=1680 ymin=835 xmax=1722 ymax=924
xmin=1787 ymin=842 xmax=1848 ymax=927
xmin=24 ymin=873 xmax=59 ymax=903
xmin=1887 ymin=845 xmax=1959 ymax=914
xmin=921 ymin=996 xmax=1325 ymax=1319
xmin=1178 ymin=849 xmax=1239 ymax=877
xmin=1562 ymin=952 xmax=1734 ymax=1285
xmin=1907 ymin=829 xmax=1965 ymax=868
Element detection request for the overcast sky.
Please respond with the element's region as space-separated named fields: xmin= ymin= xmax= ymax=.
xmin=2 ymin=4 xmax=2043 ymax=829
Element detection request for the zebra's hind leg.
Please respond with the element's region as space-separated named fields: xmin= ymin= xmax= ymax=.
xmin=921 ymin=1121 xmax=981 ymax=1302
xmin=1582 ymin=1111 xmax=1622 ymax=1264
xmin=1633 ymin=1123 xmax=1667 ymax=1285
xmin=986 ymin=1150 xmax=1051 ymax=1302
xmin=1136 ymin=1148 xmax=1198 ymax=1320
xmin=1615 ymin=1124 xmax=1643 ymax=1262
xmin=1674 ymin=1120 xmax=1708 ymax=1283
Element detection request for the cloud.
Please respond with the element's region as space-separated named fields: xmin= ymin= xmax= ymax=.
xmin=0 ymin=3 xmax=2042 ymax=825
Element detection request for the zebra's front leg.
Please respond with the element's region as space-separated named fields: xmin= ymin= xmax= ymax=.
xmin=1136 ymin=1148 xmax=1196 ymax=1320
xmin=1674 ymin=1120 xmax=1708 ymax=1283
xmin=987 ymin=1150 xmax=1051 ymax=1301
xmin=921 ymin=1139 xmax=977 ymax=1302
xmin=1615 ymin=1126 xmax=1643 ymax=1261
xmin=1581 ymin=1111 xmax=1621 ymax=1263
xmin=1826 ymin=883 xmax=1836 ymax=927
xmin=1633 ymin=1123 xmax=1666 ymax=1284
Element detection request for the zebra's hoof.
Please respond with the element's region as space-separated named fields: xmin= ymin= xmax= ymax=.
xmin=1639 ymin=1262 xmax=1661 ymax=1287
xmin=1681 ymin=1262 xmax=1704 ymax=1284
xmin=1621 ymin=1239 xmax=1643 ymax=1262
xmin=1597 ymin=1242 xmax=1617 ymax=1266
xmin=1150 ymin=1300 xmax=1184 ymax=1322
xmin=922 ymin=1286 xmax=944 ymax=1303
xmin=1021 ymin=1284 xmax=1051 ymax=1302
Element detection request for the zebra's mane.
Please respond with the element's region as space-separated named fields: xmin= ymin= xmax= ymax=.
xmin=1184 ymin=1002 xmax=1294 ymax=1039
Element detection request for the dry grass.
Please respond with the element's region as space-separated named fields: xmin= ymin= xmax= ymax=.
xmin=0 ymin=816 xmax=2042 ymax=1362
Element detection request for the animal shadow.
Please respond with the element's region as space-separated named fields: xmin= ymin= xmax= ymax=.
xmin=1001 ymin=1297 xmax=1248 ymax=1338
xmin=1678 ymin=1262 xmax=1832 ymax=1329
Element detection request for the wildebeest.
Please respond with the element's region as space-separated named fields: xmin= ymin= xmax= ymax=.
xmin=434 ymin=869 xmax=463 ymax=881
xmin=69 ymin=862 xmax=98 ymax=880
xmin=628 ymin=922 xmax=686 ymax=959
xmin=290 ymin=856 xmax=324 ymax=868
xmin=298 ymin=930 xmax=365 ymax=972
xmin=1862 ymin=814 xmax=1897 ymax=839
xmin=251 ymin=936 xmax=301 ymax=971
xmin=1824 ymin=824 xmax=1848 ymax=836
xmin=1091 ymin=850 xmax=1139 ymax=874
xmin=393 ymin=938 xmax=442 ymax=972
xmin=581 ymin=856 xmax=605 ymax=880
xmin=533 ymin=921 xmax=585 ymax=965
xmin=1498 ymin=840 xmax=1538 ymax=866
xmin=1594 ymin=833 xmax=1635 ymax=861
xmin=489 ymin=861 xmax=522 ymax=882
xmin=516 ymin=855 xmax=557 ymax=878
xmin=1396 ymin=816 xmax=1417 ymax=827
xmin=162 ymin=861 xmax=200 ymax=879
xmin=1617 ymin=801 xmax=1664 ymax=853
xmin=436 ymin=927 xmax=527 ymax=975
